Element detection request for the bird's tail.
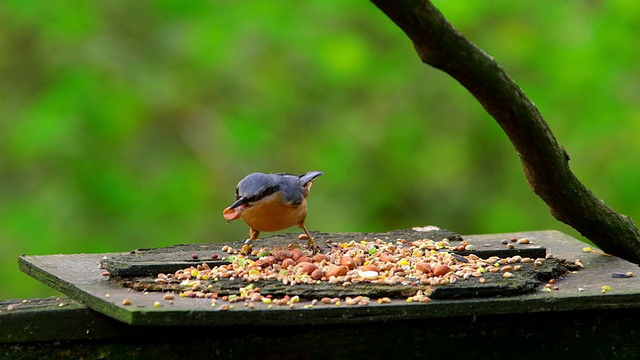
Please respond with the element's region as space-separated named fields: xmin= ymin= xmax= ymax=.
xmin=299 ymin=171 xmax=323 ymax=185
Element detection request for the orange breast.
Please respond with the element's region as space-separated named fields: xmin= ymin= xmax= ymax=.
xmin=240 ymin=193 xmax=307 ymax=232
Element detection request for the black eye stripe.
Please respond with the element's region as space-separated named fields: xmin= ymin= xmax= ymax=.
xmin=243 ymin=185 xmax=279 ymax=203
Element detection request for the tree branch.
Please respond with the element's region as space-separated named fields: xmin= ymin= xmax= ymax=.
xmin=371 ymin=0 xmax=640 ymax=263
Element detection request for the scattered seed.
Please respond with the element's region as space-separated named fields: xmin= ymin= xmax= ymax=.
xmin=122 ymin=298 xmax=131 ymax=306
xmin=58 ymin=302 xmax=69 ymax=307
xmin=518 ymin=238 xmax=530 ymax=244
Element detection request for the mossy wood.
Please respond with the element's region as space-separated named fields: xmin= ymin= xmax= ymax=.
xmin=106 ymin=229 xmax=557 ymax=300
xmin=18 ymin=230 xmax=640 ymax=327
xmin=100 ymin=228 xmax=545 ymax=277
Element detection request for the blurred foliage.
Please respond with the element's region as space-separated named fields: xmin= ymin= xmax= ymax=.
xmin=1 ymin=0 xmax=638 ymax=299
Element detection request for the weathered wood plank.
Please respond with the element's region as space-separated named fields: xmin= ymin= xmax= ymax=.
xmin=17 ymin=230 xmax=640 ymax=328
xmin=0 ymin=297 xmax=135 ymax=344
xmin=2 ymin=297 xmax=640 ymax=359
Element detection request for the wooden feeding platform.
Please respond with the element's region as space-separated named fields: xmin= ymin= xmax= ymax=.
xmin=4 ymin=229 xmax=640 ymax=359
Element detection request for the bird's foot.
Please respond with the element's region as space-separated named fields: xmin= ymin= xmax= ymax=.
xmin=307 ymin=239 xmax=321 ymax=254
xmin=240 ymin=239 xmax=253 ymax=256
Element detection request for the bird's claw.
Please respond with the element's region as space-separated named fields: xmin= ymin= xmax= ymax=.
xmin=241 ymin=240 xmax=253 ymax=256
xmin=307 ymin=239 xmax=321 ymax=254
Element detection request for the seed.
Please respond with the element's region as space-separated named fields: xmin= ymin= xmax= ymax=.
xmin=358 ymin=270 xmax=379 ymax=279
xmin=478 ymin=277 xmax=486 ymax=283
xmin=291 ymin=248 xmax=304 ymax=261
xmin=298 ymin=233 xmax=310 ymax=240
xmin=191 ymin=254 xmax=198 ymax=260
xmin=574 ymin=259 xmax=583 ymax=268
xmin=359 ymin=264 xmax=378 ymax=272
xmin=320 ymin=297 xmax=332 ymax=304
xmin=340 ymin=256 xmax=356 ymax=270
xmin=101 ymin=271 xmax=110 ymax=277
xmin=416 ymin=261 xmax=431 ymax=273
xmin=122 ymin=298 xmax=132 ymax=306
xmin=380 ymin=253 xmax=395 ymax=263
xmin=433 ymin=265 xmax=450 ymax=276
xmin=211 ymin=253 xmax=219 ymax=259
xmin=153 ymin=301 xmax=161 ymax=308
xmin=163 ymin=294 xmax=175 ymax=301
xmin=503 ymin=272 xmax=514 ymax=278
xmin=282 ymin=258 xmax=296 ymax=269
xmin=549 ymin=279 xmax=557 ymax=284
xmin=219 ymin=304 xmax=230 ymax=311
xmin=518 ymin=238 xmax=530 ymax=244
xmin=312 ymin=253 xmax=329 ymax=263
xmin=345 ymin=298 xmax=357 ymax=305
xmin=59 ymin=302 xmax=69 ymax=307
xmin=326 ymin=265 xmax=348 ymax=277
xmin=513 ymin=265 xmax=522 ymax=271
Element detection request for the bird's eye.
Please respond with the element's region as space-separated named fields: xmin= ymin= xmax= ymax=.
xmin=235 ymin=188 xmax=240 ymax=200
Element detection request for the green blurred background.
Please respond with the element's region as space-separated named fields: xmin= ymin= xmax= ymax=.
xmin=1 ymin=0 xmax=639 ymax=299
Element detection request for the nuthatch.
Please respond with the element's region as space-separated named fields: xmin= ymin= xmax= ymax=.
xmin=223 ymin=171 xmax=323 ymax=254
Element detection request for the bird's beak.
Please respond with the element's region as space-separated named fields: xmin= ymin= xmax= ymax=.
xmin=229 ymin=198 xmax=246 ymax=210
xmin=223 ymin=198 xmax=248 ymax=222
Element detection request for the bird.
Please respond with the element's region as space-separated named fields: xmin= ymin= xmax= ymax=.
xmin=223 ymin=171 xmax=324 ymax=255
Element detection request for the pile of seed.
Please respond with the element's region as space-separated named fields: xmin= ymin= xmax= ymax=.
xmin=152 ymin=237 xmax=546 ymax=307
